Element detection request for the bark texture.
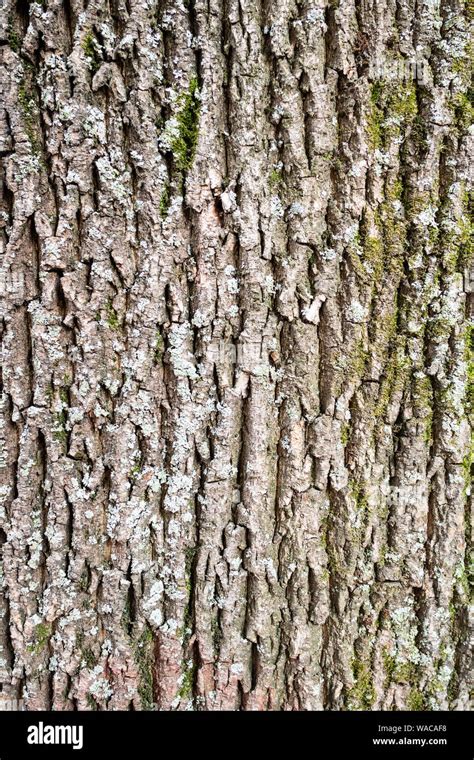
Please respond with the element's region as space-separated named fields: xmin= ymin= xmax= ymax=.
xmin=0 ymin=0 xmax=472 ymax=711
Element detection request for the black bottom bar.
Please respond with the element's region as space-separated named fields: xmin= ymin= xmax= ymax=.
xmin=0 ymin=710 xmax=470 ymax=758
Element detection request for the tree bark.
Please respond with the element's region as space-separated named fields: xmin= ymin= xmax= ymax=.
xmin=0 ymin=0 xmax=472 ymax=711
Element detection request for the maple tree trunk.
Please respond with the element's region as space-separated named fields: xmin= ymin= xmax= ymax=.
xmin=0 ymin=0 xmax=472 ymax=711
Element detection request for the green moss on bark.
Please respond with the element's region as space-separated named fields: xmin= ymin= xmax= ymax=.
xmin=367 ymin=81 xmax=418 ymax=151
xmin=171 ymin=78 xmax=201 ymax=172
xmin=348 ymin=658 xmax=376 ymax=710
xmin=134 ymin=627 xmax=155 ymax=710
xmin=27 ymin=623 xmax=52 ymax=654
xmin=82 ymin=31 xmax=101 ymax=73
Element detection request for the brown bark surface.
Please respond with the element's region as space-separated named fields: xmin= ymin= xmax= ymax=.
xmin=0 ymin=0 xmax=472 ymax=710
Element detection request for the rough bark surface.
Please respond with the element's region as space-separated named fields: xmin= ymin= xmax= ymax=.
xmin=0 ymin=0 xmax=472 ymax=711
